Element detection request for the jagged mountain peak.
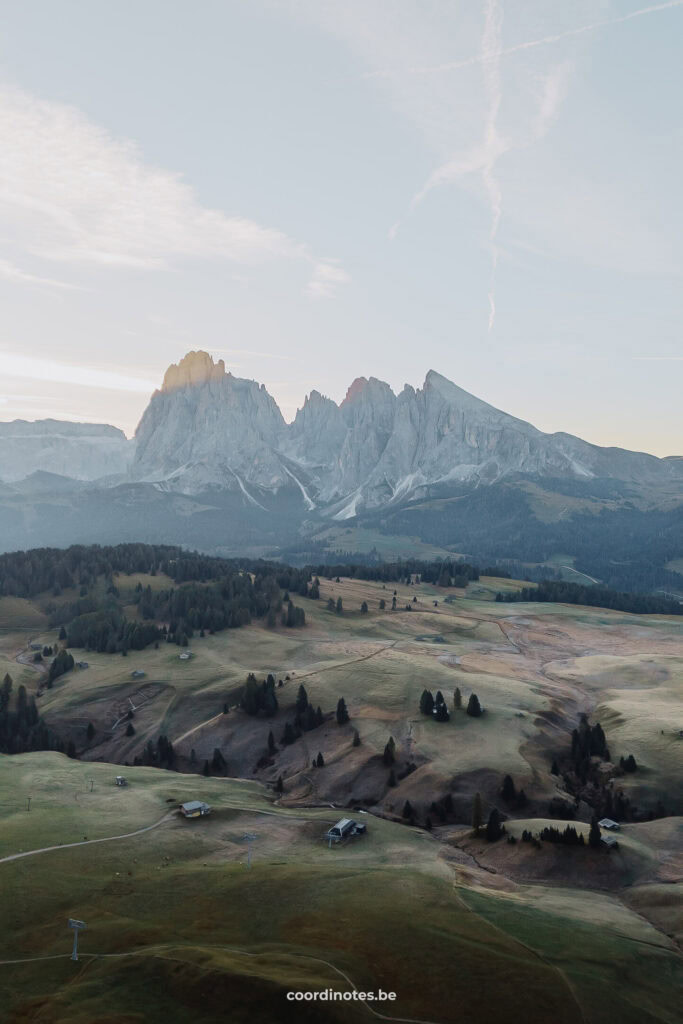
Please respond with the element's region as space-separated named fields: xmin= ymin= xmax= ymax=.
xmin=125 ymin=350 xmax=680 ymax=508
xmin=341 ymin=376 xmax=394 ymax=406
xmin=161 ymin=350 xmax=227 ymax=392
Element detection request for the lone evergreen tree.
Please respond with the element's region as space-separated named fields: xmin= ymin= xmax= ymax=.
xmin=454 ymin=687 xmax=462 ymax=710
xmin=485 ymin=808 xmax=503 ymax=842
xmin=419 ymin=689 xmax=434 ymax=715
xmin=382 ymin=736 xmax=396 ymax=766
xmin=275 ymin=775 xmax=284 ymax=794
xmin=466 ymin=693 xmax=482 ymax=717
xmin=295 ymin=684 xmax=309 ymax=714
xmin=336 ymin=697 xmax=349 ymax=725
xmin=125 ymin=722 xmax=135 ymax=737
xmin=589 ymin=816 xmax=602 ymax=849
xmin=472 ymin=792 xmax=483 ymax=834
xmin=316 ymin=751 xmax=324 ymax=768
xmin=379 ymin=598 xmax=386 ymax=610
xmin=360 ymin=601 xmax=368 ymax=614
xmin=501 ymin=774 xmax=516 ymax=802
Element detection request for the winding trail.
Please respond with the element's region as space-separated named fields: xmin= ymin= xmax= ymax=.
xmin=0 ymin=944 xmax=444 ymax=1024
xmin=0 ymin=813 xmax=175 ymax=865
xmin=171 ymin=639 xmax=399 ymax=748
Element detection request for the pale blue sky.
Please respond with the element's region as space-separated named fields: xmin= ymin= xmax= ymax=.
xmin=0 ymin=0 xmax=681 ymax=454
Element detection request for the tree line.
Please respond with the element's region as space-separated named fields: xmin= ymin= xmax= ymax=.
xmin=496 ymin=579 xmax=681 ymax=615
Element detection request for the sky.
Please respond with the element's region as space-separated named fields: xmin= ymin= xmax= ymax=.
xmin=0 ymin=0 xmax=681 ymax=456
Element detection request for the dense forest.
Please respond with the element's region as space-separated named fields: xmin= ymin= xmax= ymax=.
xmin=0 ymin=673 xmax=71 ymax=755
xmin=374 ymin=481 xmax=683 ymax=596
xmin=0 ymin=544 xmax=679 ymax=666
xmin=497 ymin=579 xmax=682 ymax=615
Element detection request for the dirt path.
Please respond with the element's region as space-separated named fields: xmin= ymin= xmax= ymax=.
xmin=0 ymin=943 xmax=445 ymax=1024
xmin=449 ymin=884 xmax=588 ymax=1024
xmin=172 ymin=639 xmax=399 ymax=748
xmin=0 ymin=813 xmax=175 ymax=865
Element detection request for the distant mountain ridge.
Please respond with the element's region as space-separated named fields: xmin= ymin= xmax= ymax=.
xmin=0 ymin=419 xmax=133 ymax=482
xmin=126 ymin=351 xmax=681 ymax=517
xmin=0 ymin=351 xmax=680 ymax=591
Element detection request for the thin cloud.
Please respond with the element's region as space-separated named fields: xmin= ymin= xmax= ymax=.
xmin=0 ymin=85 xmax=347 ymax=290
xmin=306 ymin=258 xmax=351 ymax=299
xmin=368 ymin=0 xmax=683 ymax=78
xmin=0 ymin=257 xmax=80 ymax=291
xmin=1 ymin=351 xmax=157 ymax=393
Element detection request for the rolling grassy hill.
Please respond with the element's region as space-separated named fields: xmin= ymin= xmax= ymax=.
xmin=1 ymin=753 xmax=680 ymax=1024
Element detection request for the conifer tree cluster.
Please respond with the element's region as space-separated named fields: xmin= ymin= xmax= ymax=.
xmin=0 ymin=674 xmax=65 ymax=755
xmin=133 ymin=734 xmax=176 ymax=769
xmin=419 ymin=689 xmax=449 ymax=720
xmin=47 ymin=650 xmax=74 ymax=687
xmin=240 ymin=673 xmax=279 ymax=717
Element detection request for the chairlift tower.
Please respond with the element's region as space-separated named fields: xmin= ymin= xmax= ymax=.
xmin=68 ymin=918 xmax=86 ymax=961
xmin=242 ymin=832 xmax=258 ymax=869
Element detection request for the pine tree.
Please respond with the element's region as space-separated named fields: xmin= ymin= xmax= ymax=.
xmin=434 ymin=701 xmax=449 ymax=722
xmin=485 ymin=808 xmax=503 ymax=842
xmin=295 ymin=684 xmax=309 ymax=714
xmin=419 ymin=689 xmax=434 ymax=715
xmin=589 ymin=816 xmax=601 ymax=849
xmin=382 ymin=736 xmax=396 ymax=765
xmin=501 ymin=774 xmax=516 ymax=802
xmin=379 ymin=598 xmax=386 ymax=610
xmin=275 ymin=775 xmax=284 ymax=794
xmin=360 ymin=601 xmax=368 ymax=614
xmin=466 ymin=693 xmax=482 ymax=717
xmin=316 ymin=751 xmax=324 ymax=767
xmin=202 ymin=760 xmax=210 ymax=776
xmin=281 ymin=722 xmax=298 ymax=746
xmin=336 ymin=597 xmax=343 ymax=615
xmin=454 ymin=687 xmax=462 ymax=710
xmin=125 ymin=722 xmax=135 ymax=736
xmin=336 ymin=697 xmax=349 ymax=725
xmin=472 ymin=792 xmax=483 ymax=834
xmin=327 ymin=597 xmax=335 ymax=611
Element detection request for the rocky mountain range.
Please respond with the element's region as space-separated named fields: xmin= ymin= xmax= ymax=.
xmin=126 ymin=350 xmax=681 ymax=517
xmin=0 ymin=350 xmax=681 ymax=593
xmin=0 ymin=419 xmax=133 ymax=483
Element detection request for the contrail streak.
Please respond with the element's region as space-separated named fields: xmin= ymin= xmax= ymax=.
xmin=393 ymin=0 xmax=683 ymax=77
xmin=482 ymin=0 xmax=503 ymax=332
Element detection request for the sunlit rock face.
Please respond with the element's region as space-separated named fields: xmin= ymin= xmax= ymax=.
xmin=132 ymin=351 xmax=289 ymax=495
xmin=128 ymin=350 xmax=681 ymax=511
